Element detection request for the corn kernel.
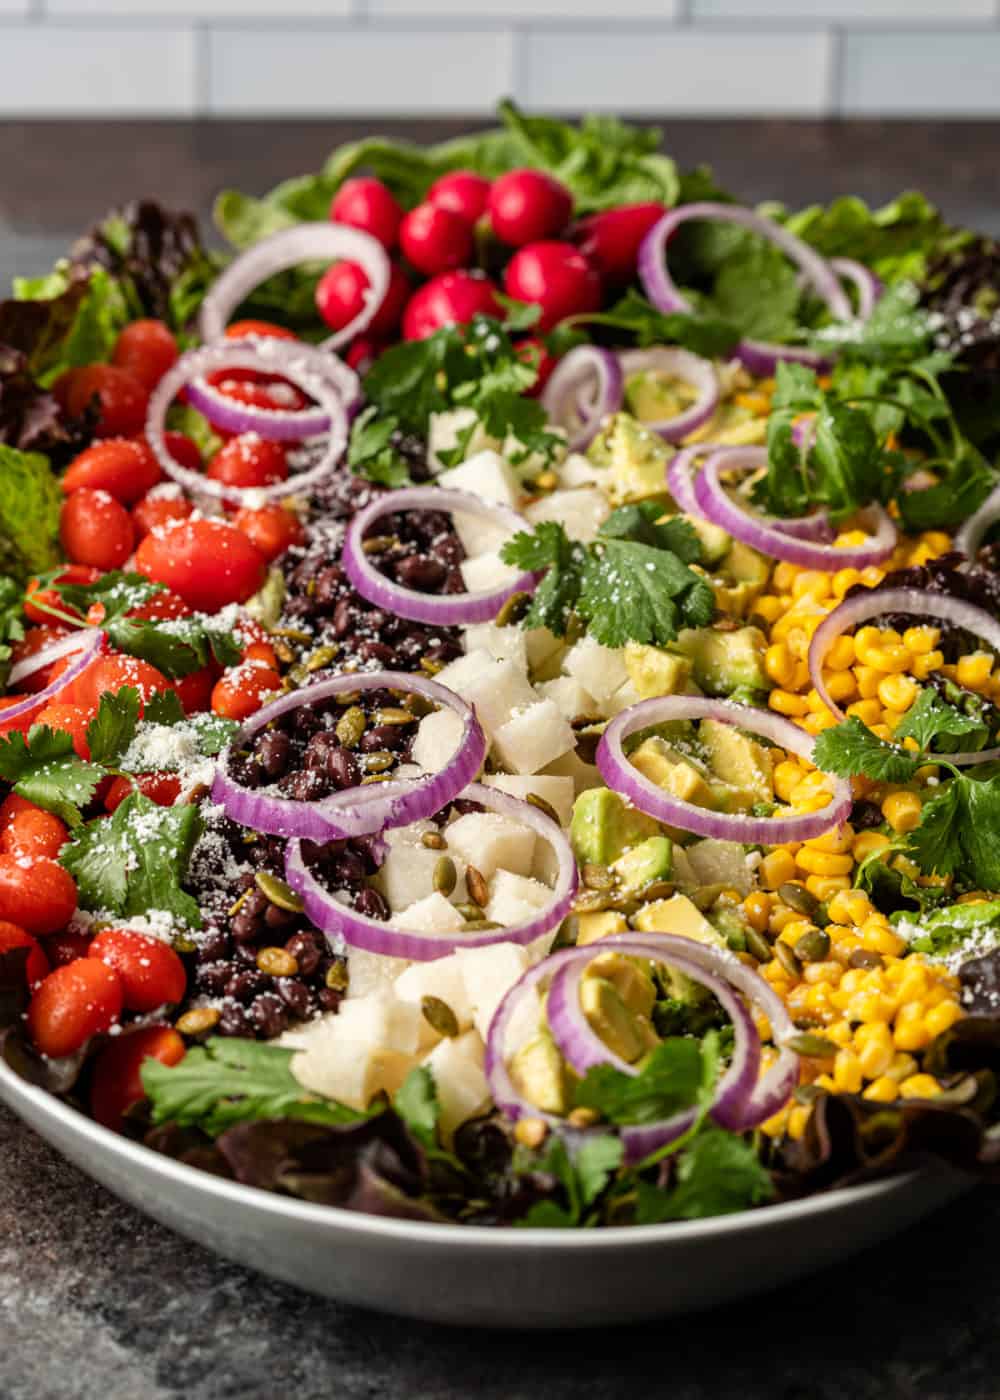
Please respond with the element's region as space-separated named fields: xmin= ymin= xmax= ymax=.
xmin=792 ymin=570 xmax=831 ymax=601
xmin=833 ymin=1048 xmax=863 ymax=1093
xmin=803 ymin=960 xmax=844 ymax=986
xmin=807 ymin=823 xmax=855 ymax=855
xmin=854 ymin=666 xmax=883 ymax=700
xmin=759 ymin=848 xmax=797 ymax=890
xmin=925 ymin=1000 xmax=963 ymax=1037
xmin=893 ymin=1017 xmax=932 ymax=1053
xmin=823 ymin=670 xmax=859 ymax=704
xmin=880 ymin=789 xmax=923 ymax=836
xmin=754 ymin=594 xmax=783 ymax=623
xmin=859 ymin=565 xmax=886 ymax=588
xmin=902 ymin=626 xmax=940 ymax=655
xmin=769 ymin=905 xmax=802 ymax=936
xmin=896 ymin=965 xmax=929 ymax=1003
xmin=765 ymin=642 xmax=797 ymax=689
xmin=885 ymin=1052 xmax=918 ymax=1083
xmin=772 ymin=759 xmax=804 ymax=803
xmin=855 ymin=1022 xmax=894 ymax=1078
xmin=861 ymin=642 xmax=911 ymax=674
xmin=877 ymin=674 xmax=919 ymax=712
xmin=863 ymin=1076 xmax=899 ymax=1103
xmin=770 ymin=689 xmax=811 ymax=717
xmin=899 ymin=1073 xmax=941 ymax=1100
xmin=795 ymin=848 xmax=854 ymax=877
xmin=861 ymin=924 xmax=906 ymax=957
xmin=846 ymin=698 xmax=882 ymax=726
xmin=743 ymin=890 xmax=772 ymax=934
xmin=853 ymin=831 xmax=891 ymax=862
xmin=827 ymin=889 xmax=872 ymax=927
xmin=831 ymin=569 xmax=862 ymax=601
xmin=806 ymin=874 xmax=852 ymax=900
xmin=787 ymin=1105 xmax=812 ymax=1141
xmin=847 ymin=989 xmax=895 ymax=1024
xmin=801 ymin=711 xmax=838 ymax=736
xmin=912 ymin=649 xmax=944 ymax=681
xmin=760 ymin=1106 xmax=790 ymax=1138
xmin=827 ymin=1019 xmax=853 ymax=1046
xmin=957 ymin=652 xmax=994 ymax=689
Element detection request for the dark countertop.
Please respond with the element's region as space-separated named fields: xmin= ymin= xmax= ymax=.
xmin=3 ymin=119 xmax=1000 ymax=1395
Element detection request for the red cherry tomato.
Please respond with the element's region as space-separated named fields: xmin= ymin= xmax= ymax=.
xmin=173 ymin=665 xmax=215 ymax=715
xmin=1 ymin=808 xmax=69 ymax=861
xmin=428 ymin=170 xmax=491 ymax=225
xmin=402 ymin=271 xmax=502 ymax=341
xmin=0 ymin=855 xmax=77 ymax=937
xmin=242 ymin=640 xmax=280 ymax=670
xmin=9 ymin=626 xmax=72 ymax=693
xmin=0 ymin=794 xmax=35 ymax=832
xmin=58 ymin=364 xmax=149 ymax=438
xmin=211 ymin=664 xmax=282 ymax=722
xmin=90 ymin=1025 xmax=186 ymax=1131
xmin=135 ymin=518 xmax=267 ymax=613
xmin=132 ymin=491 xmax=194 ymax=540
xmin=488 ymin=170 xmax=573 ymax=247
xmin=60 ymin=488 xmax=135 ymax=571
xmin=516 ymin=336 xmax=559 ymax=396
xmin=27 ymin=958 xmax=123 ymax=1058
xmin=225 ymin=320 xmax=297 ymax=342
xmin=206 ymin=436 xmax=289 ymax=491
xmin=161 ymin=431 xmax=203 ymax=473
xmin=103 ymin=771 xmax=182 ymax=815
xmin=24 ymin=565 xmax=101 ymax=626
xmin=572 ymin=202 xmax=668 ymax=287
xmin=112 ymin=320 xmax=179 ymax=392
xmin=315 ymin=259 xmax=410 ymax=340
xmin=504 ymin=241 xmax=601 ymax=332
xmin=329 ymin=177 xmax=403 ymax=249
xmin=32 ymin=702 xmax=91 ymax=760
xmin=61 ymin=438 xmax=162 ymax=505
xmin=45 ymin=927 xmax=93 ymax=967
xmin=399 ymin=203 xmax=473 ymax=277
xmin=71 ymin=655 xmax=171 ymax=718
xmin=89 ymin=927 xmax=186 ymax=1013
xmin=0 ymin=921 xmax=50 ymax=989
xmin=206 ymin=374 xmax=309 ymax=414
xmin=233 ymin=502 xmax=304 ymax=563
xmin=126 ymin=587 xmax=193 ymax=622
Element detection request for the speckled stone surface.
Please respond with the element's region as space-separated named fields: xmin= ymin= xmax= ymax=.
xmin=2 ymin=1104 xmax=999 ymax=1400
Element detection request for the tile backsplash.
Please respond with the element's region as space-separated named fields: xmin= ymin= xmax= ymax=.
xmin=1 ymin=1 xmax=998 ymax=115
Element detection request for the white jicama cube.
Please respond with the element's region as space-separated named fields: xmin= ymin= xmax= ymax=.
xmin=292 ymin=1036 xmax=416 ymax=1112
xmin=524 ymin=487 xmax=610 ymax=544
xmin=433 ymin=648 xmax=495 ymax=696
xmin=456 ymin=941 xmax=534 ymax=1041
xmin=463 ymin=623 xmax=529 ymax=671
xmin=422 ymin=1030 xmax=490 ymax=1139
xmin=397 ymin=891 xmax=468 ymax=935
xmin=334 ymin=989 xmax=424 ymax=1055
xmin=485 ymin=869 xmax=552 ymax=928
xmin=460 ymin=657 xmax=537 ymax=738
xmin=524 ymin=627 xmax=564 ymax=673
xmin=481 ymin=772 xmax=575 ymax=827
xmin=446 ymin=811 xmax=536 ymax=880
xmin=560 ymin=451 xmax=608 ymax=488
xmin=394 ymin=954 xmax=474 ymax=1034
xmin=375 ymin=839 xmax=443 ymax=911
xmin=541 ymin=747 xmax=602 ymax=796
xmin=411 ymin=707 xmax=466 ymax=774
xmin=428 ymin=410 xmax=497 ymax=471
xmin=492 ymin=699 xmax=575 ymax=775
xmin=538 ymin=675 xmax=599 ymax=724
xmin=438 ymin=448 xmax=522 ymax=508
xmin=601 ymin=678 xmax=644 ymax=718
xmin=562 ymin=635 xmax=629 ymax=703
xmin=345 ymin=948 xmax=411 ymax=999
xmin=459 ymin=552 xmax=519 ymax=594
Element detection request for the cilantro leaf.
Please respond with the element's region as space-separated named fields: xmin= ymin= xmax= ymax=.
xmin=502 ymin=522 xmax=585 ymax=637
xmin=393 ymin=1066 xmax=439 ymax=1151
xmin=0 ymin=724 xmax=103 ymax=827
xmin=574 ymin=1038 xmax=705 ymax=1126
xmin=635 ymin=1128 xmax=774 ymax=1223
xmin=187 ymin=711 xmax=239 ymax=756
xmin=894 ymin=686 xmax=990 ymax=755
xmin=578 ymin=539 xmax=715 ymax=649
xmin=956 ymin=777 xmax=1000 ymax=893
xmin=515 ymin=1133 xmax=622 ymax=1228
xmin=144 ymin=690 xmax=187 ymax=727
xmin=85 ymin=687 xmax=141 ymax=767
xmin=575 ymin=1135 xmax=625 ymax=1208
xmin=104 ymin=614 xmax=240 ymax=679
xmin=905 ymin=780 xmax=964 ymax=880
xmin=812 ymin=716 xmax=920 ymax=784
xmin=567 ymin=288 xmax=740 ymax=359
xmin=347 ymin=405 xmax=411 ymax=487
xmin=55 ymin=569 xmax=163 ymax=624
xmin=598 ymin=501 xmax=703 ymax=563
xmin=61 ymin=790 xmax=204 ymax=926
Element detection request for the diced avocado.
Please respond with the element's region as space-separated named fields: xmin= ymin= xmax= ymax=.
xmin=576 ymin=910 xmax=629 ymax=946
xmin=624 ymin=643 xmax=693 ymax=700
xmin=612 ymin=835 xmax=673 ymax=892
xmin=585 ymin=951 xmax=657 ymax=1019
xmin=712 ymin=540 xmax=772 ymax=619
xmin=509 ymin=1029 xmax=570 ymax=1115
xmin=570 ymin=787 xmax=660 ymax=867
xmin=700 ymin=718 xmax=774 ymax=804
xmin=245 ymin=568 xmax=286 ymax=629
xmin=624 ymin=370 xmax=694 ymax=425
xmin=686 ymin=516 xmax=732 ymax=568
xmin=633 ymin=894 xmax=727 ymax=1002
xmin=630 ymin=737 xmax=713 ymax=807
xmin=579 ymin=976 xmax=646 ymax=1063
xmin=708 ymin=898 xmax=751 ymax=954
xmin=586 ymin=412 xmax=670 ymax=505
xmin=674 ymin=625 xmax=770 ymax=696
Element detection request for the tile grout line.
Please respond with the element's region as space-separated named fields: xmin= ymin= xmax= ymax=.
xmin=826 ymin=24 xmax=844 ymax=118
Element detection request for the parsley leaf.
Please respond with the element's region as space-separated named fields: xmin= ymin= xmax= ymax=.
xmin=347 ymin=405 xmax=411 ymax=487
xmin=956 ymin=778 xmax=1000 ymax=892
xmin=812 ymin=715 xmax=920 ymax=784
xmin=61 ymin=790 xmax=204 ymax=926
xmin=0 ymin=723 xmax=103 ymax=827
xmin=85 ymin=687 xmax=141 ymax=766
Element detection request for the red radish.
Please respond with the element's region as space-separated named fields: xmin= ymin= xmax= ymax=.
xmin=399 ymin=203 xmax=474 ymax=276
xmin=488 ymin=170 xmax=573 ymax=247
xmin=429 ymin=170 xmax=491 ymax=224
xmin=345 ymin=338 xmax=383 ymax=375
xmin=402 ymin=271 xmax=501 ymax=341
xmin=504 ymin=241 xmax=601 ymax=331
xmin=516 ymin=336 xmax=559 ymax=396
xmin=315 ymin=259 xmax=410 ymax=338
xmin=572 ymin=202 xmax=668 ymax=286
xmin=329 ymin=177 xmax=403 ymax=249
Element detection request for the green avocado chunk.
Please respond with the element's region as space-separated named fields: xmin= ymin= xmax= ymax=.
xmin=570 ymin=787 xmax=661 ymax=866
xmin=612 ymin=835 xmax=673 ymax=892
xmin=673 ymin=625 xmax=770 ymax=696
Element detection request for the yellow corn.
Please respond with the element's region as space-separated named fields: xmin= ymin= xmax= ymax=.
xmin=743 ymin=890 xmax=772 ymax=934
xmin=805 ymin=874 xmax=852 ymax=900
xmin=957 ymin=652 xmax=993 ymax=689
xmin=854 ymin=1022 xmax=894 ymax=1078
xmin=759 ymin=849 xmax=797 ymax=889
xmin=882 ymin=790 xmax=923 ymax=834
xmin=827 ymin=889 xmax=872 ymax=927
xmin=770 ymin=689 xmax=810 ymax=717
xmin=863 ymin=1076 xmax=900 ymax=1103
xmin=877 ymin=674 xmax=919 ymax=712
xmin=795 ymin=848 xmax=854 ymax=877
xmin=899 ymin=1074 xmax=941 ymax=1100
xmin=853 ymin=831 xmax=891 ymax=862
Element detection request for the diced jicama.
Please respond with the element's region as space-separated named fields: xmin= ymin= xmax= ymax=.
xmin=428 ymin=410 xmax=496 ymax=471
xmin=455 ymin=941 xmax=534 ymax=1041
xmin=459 ymin=551 xmax=519 ymax=593
xmin=524 ymin=486 xmax=610 ymax=544
xmin=481 ymin=772 xmax=575 ymax=826
xmin=422 ymin=1029 xmax=490 ymax=1138
xmin=412 ymin=707 xmax=466 ymax=773
xmin=562 ymin=635 xmax=629 ymax=703
xmin=445 ymin=811 xmax=536 ymax=879
xmin=485 ymin=869 xmax=552 ymax=927
xmin=463 ymin=622 xmax=529 ymax=670
xmin=396 ymin=891 xmax=468 ymax=935
xmin=492 ymin=699 xmax=575 ymax=775
xmin=538 ymin=675 xmax=599 ymax=723
xmin=459 ymin=657 xmax=537 ymax=738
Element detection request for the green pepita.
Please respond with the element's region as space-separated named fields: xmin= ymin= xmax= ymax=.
xmin=774 ymin=939 xmax=802 ymax=979
xmin=778 ymin=881 xmax=820 ymax=919
xmin=306 ymin=643 xmax=340 ymax=673
xmin=433 ymin=856 xmax=458 ymax=897
xmin=745 ymin=927 xmax=773 ymax=964
xmin=421 ymin=995 xmax=460 ymax=1039
xmin=325 ymin=962 xmax=349 ymax=991
xmin=455 ymin=902 xmax=484 ymax=923
xmin=419 ymin=656 xmax=444 ymax=675
xmin=364 ymin=751 xmax=396 ymax=773
xmin=421 ymin=830 xmax=446 ymax=850
xmin=495 ymin=591 xmax=531 ymax=627
xmin=582 ymin=863 xmax=615 ymax=892
xmin=335 ymin=705 xmax=367 ymax=749
xmin=374 ymin=707 xmax=416 ymax=726
xmin=362 ymin=534 xmax=397 ymax=555
xmin=525 ymin=792 xmax=559 ymax=824
xmin=794 ymin=928 xmax=831 ymax=964
xmin=255 ymin=871 xmax=305 ymax=913
xmin=786 ymin=1032 xmax=838 ymax=1059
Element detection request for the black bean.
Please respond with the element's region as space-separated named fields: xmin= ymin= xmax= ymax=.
xmin=317 ymin=987 xmax=344 ymax=1013
xmin=851 ymin=799 xmax=885 ymax=831
xmin=314 ymin=566 xmax=344 ymax=607
xmin=355 ymin=887 xmax=390 ymax=921
xmin=256 ymin=729 xmax=291 ymax=779
xmin=324 ymin=847 xmax=367 ymax=887
xmin=250 ymin=993 xmax=288 ymax=1039
xmin=328 ymin=745 xmax=361 ymax=789
xmin=231 ymin=910 xmax=262 ymax=945
xmin=196 ymin=929 xmax=229 ymax=965
xmin=225 ymin=970 xmax=266 ymax=1004
xmin=282 ymin=769 xmax=328 ymax=802
xmin=218 ymin=1003 xmax=252 ymax=1038
xmin=360 ymin=724 xmax=407 ymax=753
xmin=396 ymin=555 xmax=447 ymax=591
xmin=195 ymin=962 xmax=231 ymax=996
xmin=285 ymin=931 xmax=322 ymax=977
xmin=264 ymin=901 xmax=298 ymax=931
xmin=358 ymin=640 xmax=396 ymax=666
xmin=275 ymin=978 xmax=311 ymax=1018
xmin=332 ymin=599 xmax=353 ymax=637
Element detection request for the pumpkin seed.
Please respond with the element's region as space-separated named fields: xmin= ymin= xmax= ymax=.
xmin=273 ymin=639 xmax=296 ymax=665
xmin=794 ymin=928 xmax=831 ymax=963
xmin=175 ymin=1007 xmax=221 ymax=1037
xmin=582 ymin=863 xmax=615 ymax=892
xmin=255 ymin=871 xmax=305 ymax=913
xmin=495 ymin=591 xmax=531 ymax=627
xmin=419 ymin=656 xmax=443 ymax=675
xmin=793 ymin=1083 xmax=822 ymax=1105
xmin=333 ymin=689 xmax=362 ymax=706
xmin=455 ymin=901 xmax=484 ymax=923
xmin=745 ymin=928 xmax=773 ymax=964
xmin=421 ymin=995 xmax=460 ymax=1039
xmin=421 ymin=830 xmax=446 ymax=850
xmin=466 ymin=865 xmax=489 ymax=908
xmin=361 ymin=773 xmax=392 ymax=784
xmin=362 ymin=534 xmax=397 ymax=554
xmin=286 ymin=664 xmax=308 ymax=688
xmin=572 ymin=890 xmax=613 ymax=915
xmin=272 ymin=625 xmax=313 ymax=642
xmin=364 ymin=750 xmax=396 ymax=773
xmin=335 ymin=705 xmax=367 ymax=749
xmin=849 ymin=949 xmax=884 ymax=971
xmin=306 ymin=643 xmax=340 ymax=672
xmin=374 ymin=707 xmax=416 ymax=726
xmin=228 ymin=888 xmax=251 ymax=918
xmin=534 ymin=469 xmax=558 ymax=491
xmin=325 ymin=962 xmax=349 ymax=991
xmin=642 ymin=880 xmax=675 ymax=902
xmin=775 ymin=939 xmax=802 ymax=978
xmin=433 ymin=856 xmax=458 ymax=897
xmin=257 ymin=946 xmax=299 ymax=977
xmin=172 ymin=934 xmax=198 ymax=954
xmin=403 ymin=692 xmax=435 ymax=718
xmin=567 ymin=1106 xmax=600 ymax=1128
xmin=778 ymin=881 xmax=820 ymax=919
xmin=514 ymin=1117 xmax=548 ymax=1149
xmin=786 ymin=1032 xmax=838 ymax=1059
xmin=525 ymin=792 xmax=559 ymax=824
xmin=461 ymin=920 xmax=504 ymax=932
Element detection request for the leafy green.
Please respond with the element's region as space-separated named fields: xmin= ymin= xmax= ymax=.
xmin=574 ymin=1037 xmax=706 ymax=1126
xmin=84 ymin=687 xmax=142 ymax=767
xmin=347 ymin=405 xmax=410 ymax=487
xmin=777 ymin=191 xmax=964 ymax=286
xmin=143 ymin=690 xmax=187 ymax=727
xmin=894 ymin=686 xmax=991 ymax=755
xmin=393 ymin=1065 xmax=440 ymax=1151
xmin=61 ymin=791 xmax=204 ymax=926
xmin=906 ymin=899 xmax=1000 ymax=956
xmin=517 ymin=1133 xmax=625 ymax=1229
xmin=598 ymin=500 xmax=703 ymax=562
xmin=0 ymin=446 xmax=62 ymax=583
xmin=813 ymin=715 xmax=921 ymax=784
xmin=0 ymin=724 xmax=103 ymax=827
xmin=165 ymin=403 xmax=224 ymax=464
xmin=565 ymin=289 xmax=741 ymax=358
xmin=8 ymin=265 xmax=128 ymax=387
xmin=634 ymin=1128 xmax=773 ymax=1223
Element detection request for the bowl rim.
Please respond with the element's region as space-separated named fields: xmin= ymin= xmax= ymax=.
xmin=0 ymin=1052 xmax=938 ymax=1251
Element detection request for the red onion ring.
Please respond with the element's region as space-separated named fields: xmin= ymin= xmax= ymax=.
xmin=618 ymin=347 xmax=720 ymax=444
xmin=185 ymin=344 xmax=359 ymax=442
xmin=597 ymin=694 xmax=852 ymax=842
xmin=693 ymin=447 xmax=897 ymax=569
xmin=342 ymin=486 xmax=539 ymax=626
xmin=667 ymin=445 xmax=835 ymax=543
xmin=9 ymin=630 xmax=95 ymax=688
xmin=199 ymin=221 xmax=390 ymax=354
xmin=146 ymin=342 xmax=350 ymax=508
xmin=829 ymin=257 xmax=883 ymax=322
xmin=284 ymin=781 xmax=577 ymax=962
xmin=0 ymin=628 xmax=105 ymax=732
xmin=665 ymin=446 xmax=704 ymax=517
xmin=955 ymin=478 xmax=1000 ymax=559
xmin=211 ymin=670 xmax=487 ymax=842
xmin=808 ymin=586 xmax=1000 ymax=766
xmin=540 ymin=345 xmax=623 ymax=451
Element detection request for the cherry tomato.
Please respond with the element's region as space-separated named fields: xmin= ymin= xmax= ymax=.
xmin=71 ymin=655 xmax=171 ymax=718
xmin=58 ymin=364 xmax=149 ymax=438
xmin=0 ymin=794 xmax=36 ymax=832
xmin=1 ymin=808 xmax=69 ymax=861
xmin=160 ymin=431 xmax=203 ymax=473
xmin=0 ymin=921 xmax=50 ymax=989
xmin=27 ymin=957 xmax=123 ymax=1058
xmin=135 ymin=518 xmax=266 ymax=613
xmin=103 ymin=771 xmax=182 ymax=815
xmin=89 ymin=926 xmax=186 ymax=1012
xmin=126 ymin=587 xmax=192 ymax=622
xmin=329 ymin=177 xmax=403 ymax=249
xmin=45 ymin=927 xmax=93 ymax=967
xmin=0 ymin=855 xmax=77 ymax=937
xmin=345 ymin=338 xmax=384 ymax=375
xmin=60 ymin=488 xmax=135 ymax=571
xmin=61 ymin=438 xmax=162 ymax=505
xmin=233 ymin=503 xmax=304 ymax=563
xmin=402 ymin=271 xmax=501 ymax=341
xmin=0 ymin=700 xmax=31 ymax=738
xmin=174 ymin=665 xmax=215 ymax=715
xmin=488 ymin=170 xmax=573 ymax=247
xmin=132 ymin=491 xmax=194 ymax=540
xmin=211 ymin=664 xmax=282 ymax=722
xmin=399 ymin=203 xmax=473 ymax=277
xmin=428 ymin=170 xmax=491 ymax=224
xmin=572 ymin=202 xmax=668 ymax=287
xmin=242 ymin=640 xmax=280 ymax=670
xmin=9 ymin=626 xmax=72 ymax=694
xmin=24 ymin=565 xmax=101 ymax=626
xmin=225 ymin=320 xmax=297 ymax=342
xmin=315 ymin=259 xmax=410 ymax=339
xmin=206 ymin=436 xmax=289 ymax=490
xmin=516 ymin=336 xmax=559 ymax=396
xmin=90 ymin=1025 xmax=186 ymax=1131
xmin=112 ymin=320 xmax=179 ymax=392
xmin=32 ymin=702 xmax=91 ymax=759
xmin=504 ymin=241 xmax=601 ymax=332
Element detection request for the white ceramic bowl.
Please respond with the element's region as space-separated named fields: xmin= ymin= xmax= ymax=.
xmin=0 ymin=1057 xmax=964 ymax=1328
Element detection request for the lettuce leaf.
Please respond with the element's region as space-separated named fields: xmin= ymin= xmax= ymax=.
xmin=0 ymin=445 xmax=62 ymax=582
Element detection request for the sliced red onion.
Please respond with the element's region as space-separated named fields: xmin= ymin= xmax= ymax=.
xmin=9 ymin=630 xmax=93 ymax=688
xmin=540 ymin=345 xmax=623 ymax=451
xmin=284 ymin=781 xmax=577 ymax=962
xmin=342 ymin=486 xmax=538 ymax=626
xmin=597 ymin=694 xmax=852 ymax=842
xmin=694 ymin=447 xmax=896 ymax=569
xmin=0 ymin=628 xmax=104 ymax=731
xmin=211 ymin=670 xmax=487 ymax=841
xmin=665 ymin=447 xmax=703 ymax=517
xmin=808 ymin=586 xmax=1000 ymax=766
xmin=146 ymin=342 xmax=349 ymax=507
xmin=668 ymin=445 xmax=834 ymax=543
xmin=829 ymin=257 xmax=882 ymax=322
xmin=955 ymin=479 xmax=1000 ymax=559
xmin=186 ymin=347 xmax=359 ymax=442
xmin=736 ymin=341 xmax=831 ymax=379
xmin=199 ymin=221 xmax=390 ymax=354
xmin=618 ymin=347 xmax=720 ymax=444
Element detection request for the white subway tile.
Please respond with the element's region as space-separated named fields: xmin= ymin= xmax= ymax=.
xmin=45 ymin=0 xmax=350 ymax=14
xmin=369 ymin=0 xmax=679 ymax=17
xmin=207 ymin=27 xmax=514 ymax=114
xmin=0 ymin=0 xmax=31 ymax=14
xmin=693 ymin=0 xmax=995 ymax=19
xmin=0 ymin=26 xmax=196 ymax=114
xmin=842 ymin=30 xmax=1000 ymax=114
xmin=520 ymin=28 xmax=832 ymax=113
